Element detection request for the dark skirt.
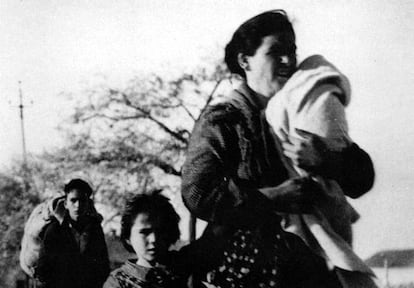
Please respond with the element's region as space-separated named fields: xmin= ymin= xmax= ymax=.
xmin=200 ymin=222 xmax=342 ymax=288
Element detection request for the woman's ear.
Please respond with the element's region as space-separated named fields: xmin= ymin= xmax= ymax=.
xmin=237 ymin=53 xmax=250 ymax=71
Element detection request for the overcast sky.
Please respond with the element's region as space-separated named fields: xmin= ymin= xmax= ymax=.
xmin=1 ymin=0 xmax=414 ymax=258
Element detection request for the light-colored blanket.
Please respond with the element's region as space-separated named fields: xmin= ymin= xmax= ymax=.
xmin=265 ymin=55 xmax=377 ymax=285
xmin=267 ymin=54 xmax=351 ymax=152
xmin=19 ymin=196 xmax=66 ymax=277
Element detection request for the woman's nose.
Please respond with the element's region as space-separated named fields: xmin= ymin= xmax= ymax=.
xmin=280 ymin=55 xmax=290 ymax=64
xmin=147 ymin=232 xmax=156 ymax=243
xmin=280 ymin=55 xmax=295 ymax=66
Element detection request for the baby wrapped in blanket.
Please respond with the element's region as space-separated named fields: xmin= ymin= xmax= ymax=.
xmin=266 ymin=55 xmax=376 ymax=281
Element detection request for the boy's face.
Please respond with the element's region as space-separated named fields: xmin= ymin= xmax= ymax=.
xmin=128 ymin=212 xmax=169 ymax=268
xmin=65 ymin=189 xmax=88 ymax=222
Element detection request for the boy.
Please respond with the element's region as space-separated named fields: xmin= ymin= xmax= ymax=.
xmin=36 ymin=179 xmax=110 ymax=288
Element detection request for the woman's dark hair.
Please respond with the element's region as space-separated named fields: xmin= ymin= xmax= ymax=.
xmin=225 ymin=10 xmax=296 ymax=78
xmin=64 ymin=178 xmax=93 ymax=197
xmin=120 ymin=192 xmax=180 ymax=253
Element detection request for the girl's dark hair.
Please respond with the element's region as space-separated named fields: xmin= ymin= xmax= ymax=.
xmin=64 ymin=178 xmax=93 ymax=197
xmin=120 ymin=192 xmax=180 ymax=253
xmin=224 ymin=10 xmax=295 ymax=78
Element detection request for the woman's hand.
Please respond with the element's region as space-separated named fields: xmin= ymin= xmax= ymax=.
xmin=279 ymin=129 xmax=375 ymax=198
xmin=280 ymin=128 xmax=331 ymax=172
xmin=259 ymin=176 xmax=324 ymax=213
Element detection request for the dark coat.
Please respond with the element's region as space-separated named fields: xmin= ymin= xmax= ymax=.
xmin=36 ymin=215 xmax=110 ymax=288
xmin=182 ymin=83 xmax=374 ymax=228
xmin=181 ymin=83 xmax=375 ymax=287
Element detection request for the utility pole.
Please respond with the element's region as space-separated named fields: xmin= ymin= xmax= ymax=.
xmin=18 ymin=81 xmax=28 ymax=166
xmin=16 ymin=82 xmax=36 ymax=288
xmin=384 ymin=258 xmax=389 ymax=287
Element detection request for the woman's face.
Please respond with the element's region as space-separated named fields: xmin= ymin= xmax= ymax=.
xmin=243 ymin=34 xmax=296 ymax=98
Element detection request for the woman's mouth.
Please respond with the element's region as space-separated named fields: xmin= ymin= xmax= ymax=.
xmin=147 ymin=248 xmax=157 ymax=254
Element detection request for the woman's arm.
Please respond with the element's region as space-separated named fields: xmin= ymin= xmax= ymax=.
xmin=182 ymin=105 xmax=319 ymax=226
xmin=280 ymin=85 xmax=375 ymax=198
xmin=282 ymin=126 xmax=375 ymax=198
xmin=181 ymin=106 xmax=275 ymax=227
xmin=317 ymin=142 xmax=375 ymax=198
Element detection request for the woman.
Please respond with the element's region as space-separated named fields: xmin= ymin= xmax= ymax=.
xmin=182 ymin=10 xmax=375 ymax=288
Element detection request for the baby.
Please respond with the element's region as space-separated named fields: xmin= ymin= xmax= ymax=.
xmin=265 ymin=54 xmax=359 ymax=243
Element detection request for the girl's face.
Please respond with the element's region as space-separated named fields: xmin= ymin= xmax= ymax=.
xmin=127 ymin=212 xmax=169 ymax=268
xmin=243 ymin=34 xmax=296 ymax=98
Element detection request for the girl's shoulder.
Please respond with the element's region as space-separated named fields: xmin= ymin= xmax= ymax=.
xmin=105 ymin=260 xmax=186 ymax=288
xmin=104 ymin=261 xmax=146 ymax=288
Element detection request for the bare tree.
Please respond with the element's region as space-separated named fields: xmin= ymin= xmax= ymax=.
xmin=53 ymin=62 xmax=230 ymax=224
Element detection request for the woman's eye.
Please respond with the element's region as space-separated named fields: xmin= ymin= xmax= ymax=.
xmin=267 ymin=50 xmax=280 ymax=56
xmin=139 ymin=228 xmax=152 ymax=235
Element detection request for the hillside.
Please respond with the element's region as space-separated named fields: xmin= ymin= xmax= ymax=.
xmin=365 ymin=249 xmax=414 ymax=267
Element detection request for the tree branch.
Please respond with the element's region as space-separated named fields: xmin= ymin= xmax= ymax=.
xmin=144 ymin=155 xmax=181 ymax=176
xmin=87 ymin=149 xmax=181 ymax=177
xmin=198 ymin=78 xmax=224 ymax=119
xmin=179 ymin=102 xmax=197 ymax=122
xmin=117 ymin=91 xmax=188 ymax=144
xmin=101 ymin=211 xmax=121 ymax=227
xmin=81 ymin=113 xmax=146 ymax=122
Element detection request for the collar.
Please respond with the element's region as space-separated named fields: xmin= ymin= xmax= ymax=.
xmin=62 ymin=213 xmax=92 ymax=230
xmin=234 ymin=81 xmax=269 ymax=111
xmin=123 ymin=259 xmax=172 ymax=283
xmin=123 ymin=260 xmax=152 ymax=281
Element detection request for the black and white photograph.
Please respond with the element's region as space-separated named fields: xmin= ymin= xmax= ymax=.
xmin=1 ymin=1 xmax=413 ymax=287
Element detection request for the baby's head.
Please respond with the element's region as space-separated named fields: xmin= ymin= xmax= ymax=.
xmin=120 ymin=192 xmax=180 ymax=267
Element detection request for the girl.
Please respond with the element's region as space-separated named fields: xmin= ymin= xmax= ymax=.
xmin=103 ymin=193 xmax=186 ymax=288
